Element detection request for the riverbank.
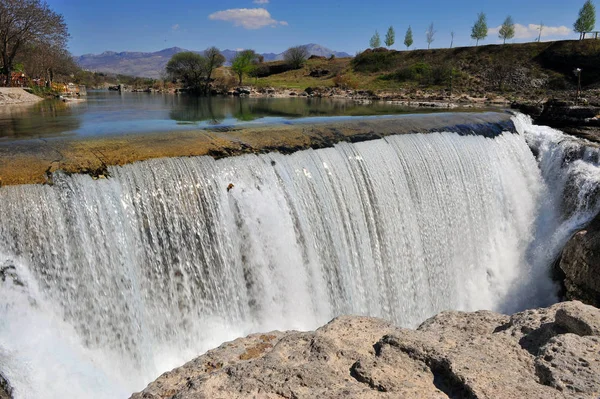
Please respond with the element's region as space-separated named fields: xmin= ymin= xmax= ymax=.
xmin=0 ymin=88 xmax=42 ymax=105
xmin=0 ymin=111 xmax=512 ymax=186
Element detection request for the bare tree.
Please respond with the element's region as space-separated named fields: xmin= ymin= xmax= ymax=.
xmin=0 ymin=0 xmax=68 ymax=86
xmin=203 ymin=47 xmax=225 ymax=83
xmin=426 ymin=23 xmax=436 ymax=49
xmin=284 ymin=45 xmax=309 ymax=69
xmin=19 ymin=42 xmax=77 ymax=86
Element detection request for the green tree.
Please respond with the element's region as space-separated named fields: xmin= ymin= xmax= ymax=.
xmin=284 ymin=45 xmax=309 ymax=69
xmin=0 ymin=0 xmax=69 ymax=87
xmin=166 ymin=52 xmax=207 ymax=93
xmin=231 ymin=49 xmax=259 ymax=85
xmin=385 ymin=26 xmax=395 ymax=47
xmin=499 ymin=16 xmax=515 ymax=44
xmin=370 ymin=30 xmax=381 ymax=48
xmin=574 ymin=0 xmax=596 ymax=39
xmin=471 ymin=12 xmax=488 ymax=46
xmin=404 ymin=26 xmax=414 ymax=49
xmin=165 ymin=49 xmax=224 ymax=93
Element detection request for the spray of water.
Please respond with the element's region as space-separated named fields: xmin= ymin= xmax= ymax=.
xmin=0 ymin=114 xmax=599 ymax=398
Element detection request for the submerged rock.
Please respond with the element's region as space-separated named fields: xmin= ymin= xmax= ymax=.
xmin=559 ymin=214 xmax=600 ymax=307
xmin=130 ymin=301 xmax=600 ymax=399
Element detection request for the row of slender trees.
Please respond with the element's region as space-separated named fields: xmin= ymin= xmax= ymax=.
xmin=0 ymin=0 xmax=74 ymax=87
xmin=369 ymin=0 xmax=596 ymax=50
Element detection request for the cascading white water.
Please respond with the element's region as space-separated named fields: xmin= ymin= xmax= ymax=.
xmin=1 ymin=114 xmax=599 ymax=399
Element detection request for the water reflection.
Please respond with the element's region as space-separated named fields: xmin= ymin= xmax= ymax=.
xmin=0 ymin=100 xmax=83 ymax=139
xmin=0 ymin=91 xmax=448 ymax=140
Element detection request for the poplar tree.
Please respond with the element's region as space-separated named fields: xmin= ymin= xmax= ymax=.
xmin=385 ymin=26 xmax=395 ymax=48
xmin=370 ymin=30 xmax=381 ymax=48
xmin=471 ymin=12 xmax=488 ymax=46
xmin=404 ymin=26 xmax=414 ymax=49
xmin=499 ymin=16 xmax=515 ymax=44
xmin=574 ymin=0 xmax=596 ymax=39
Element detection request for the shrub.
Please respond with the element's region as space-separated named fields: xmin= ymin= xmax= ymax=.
xmin=381 ymin=62 xmax=453 ymax=86
xmin=352 ymin=49 xmax=396 ymax=73
xmin=333 ymin=74 xmax=359 ymax=90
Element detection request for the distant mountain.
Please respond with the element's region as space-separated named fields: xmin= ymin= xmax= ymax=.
xmin=75 ymin=44 xmax=351 ymax=79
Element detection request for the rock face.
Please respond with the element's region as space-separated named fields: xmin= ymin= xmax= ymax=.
xmin=559 ymin=215 xmax=600 ymax=307
xmin=130 ymin=301 xmax=600 ymax=399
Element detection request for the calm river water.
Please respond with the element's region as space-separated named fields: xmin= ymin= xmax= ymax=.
xmin=0 ymin=91 xmax=456 ymax=140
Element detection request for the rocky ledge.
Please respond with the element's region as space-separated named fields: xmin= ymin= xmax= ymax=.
xmin=0 ymin=111 xmax=511 ymax=186
xmin=131 ymin=301 xmax=600 ymax=399
xmin=513 ymin=99 xmax=600 ymax=143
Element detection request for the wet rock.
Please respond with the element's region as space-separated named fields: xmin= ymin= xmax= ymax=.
xmin=130 ymin=301 xmax=600 ymax=399
xmin=559 ymin=215 xmax=600 ymax=307
xmin=526 ymin=99 xmax=600 ymax=143
xmin=0 ymin=373 xmax=12 ymax=399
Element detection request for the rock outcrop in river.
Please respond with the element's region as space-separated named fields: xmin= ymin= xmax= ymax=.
xmin=560 ymin=215 xmax=600 ymax=308
xmin=131 ymin=301 xmax=600 ymax=399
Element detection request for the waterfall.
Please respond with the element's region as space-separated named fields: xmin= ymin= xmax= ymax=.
xmin=1 ymin=114 xmax=599 ymax=398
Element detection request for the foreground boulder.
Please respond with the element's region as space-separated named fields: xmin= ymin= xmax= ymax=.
xmin=131 ymin=301 xmax=600 ymax=399
xmin=560 ymin=214 xmax=600 ymax=307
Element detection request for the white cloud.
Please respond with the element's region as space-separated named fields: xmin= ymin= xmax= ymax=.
xmin=171 ymin=24 xmax=180 ymax=31
xmin=208 ymin=8 xmax=287 ymax=29
xmin=488 ymin=23 xmax=571 ymax=40
xmin=253 ymin=0 xmax=269 ymax=4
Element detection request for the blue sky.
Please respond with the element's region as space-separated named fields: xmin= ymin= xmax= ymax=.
xmin=47 ymin=0 xmax=587 ymax=55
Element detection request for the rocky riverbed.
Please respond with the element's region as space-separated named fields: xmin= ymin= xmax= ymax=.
xmin=130 ymin=301 xmax=600 ymax=399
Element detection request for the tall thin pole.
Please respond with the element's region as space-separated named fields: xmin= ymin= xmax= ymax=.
xmin=577 ymin=72 xmax=581 ymax=103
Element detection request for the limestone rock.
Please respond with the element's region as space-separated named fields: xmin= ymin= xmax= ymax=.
xmin=554 ymin=300 xmax=600 ymax=336
xmin=535 ymin=334 xmax=600 ymax=396
xmin=130 ymin=301 xmax=600 ymax=399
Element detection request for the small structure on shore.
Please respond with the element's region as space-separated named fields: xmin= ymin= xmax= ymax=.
xmin=52 ymin=82 xmax=87 ymax=97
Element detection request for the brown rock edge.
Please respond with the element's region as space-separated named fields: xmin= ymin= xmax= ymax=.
xmin=0 ymin=111 xmax=512 ymax=186
xmin=130 ymin=301 xmax=600 ymax=399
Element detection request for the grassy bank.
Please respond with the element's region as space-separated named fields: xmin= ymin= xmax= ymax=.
xmin=250 ymin=40 xmax=600 ymax=103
